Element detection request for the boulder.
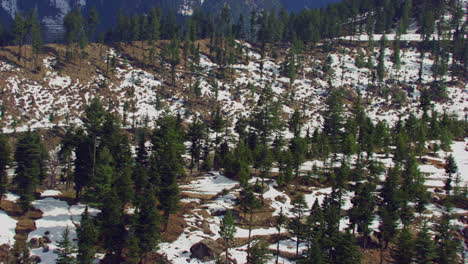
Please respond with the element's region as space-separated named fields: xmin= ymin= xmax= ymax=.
xmin=30 ymin=255 xmax=41 ymax=263
xmin=200 ymin=221 xmax=215 ymax=236
xmin=42 ymin=235 xmax=52 ymax=244
xmin=29 ymin=238 xmax=41 ymax=248
xmin=140 ymin=252 xmax=171 ymax=264
xmin=190 ymin=238 xmax=223 ymax=261
xmin=42 ymin=244 xmax=50 ymax=253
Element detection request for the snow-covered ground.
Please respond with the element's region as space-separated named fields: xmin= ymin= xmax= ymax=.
xmin=0 ymin=210 xmax=17 ymax=245
xmin=28 ymin=198 xmax=99 ymax=264
xmin=181 ymin=172 xmax=238 ymax=195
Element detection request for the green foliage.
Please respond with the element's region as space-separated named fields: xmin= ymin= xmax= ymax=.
xmin=135 ymin=187 xmax=160 ymax=253
xmin=77 ymin=208 xmax=97 ymax=264
xmin=247 ymin=241 xmax=272 ymax=264
xmin=333 ymin=232 xmax=362 ymax=264
xmin=151 ymin=115 xmax=184 ymax=223
xmin=414 ymin=223 xmax=437 ymax=264
xmin=434 ymin=213 xmax=461 ymax=264
xmin=444 ymin=154 xmax=458 ymax=195
xmin=220 ymin=210 xmax=236 ymax=259
xmin=55 ymin=227 xmax=77 ymax=264
xmin=392 ymin=228 xmax=414 ymax=264
xmin=0 ymin=134 xmax=10 ymax=199
xmin=14 ymin=130 xmax=48 ymax=208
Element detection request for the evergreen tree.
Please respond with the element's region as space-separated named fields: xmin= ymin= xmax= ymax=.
xmin=0 ymin=134 xmax=10 ymax=201
xmin=14 ymin=130 xmax=48 ymax=208
xmin=275 ymin=209 xmax=287 ymax=264
xmin=333 ymin=232 xmax=362 ymax=264
xmin=87 ymin=7 xmax=99 ymax=42
xmin=414 ymin=223 xmax=437 ymax=264
xmin=151 ymin=115 xmax=184 ymax=229
xmin=30 ymin=11 xmax=42 ymax=69
xmin=13 ymin=13 xmax=26 ymax=62
xmin=247 ymin=241 xmax=272 ymax=264
xmin=289 ymin=194 xmax=307 ymax=257
xmin=400 ymin=0 xmax=412 ymax=34
xmin=55 ymin=227 xmax=77 ymax=264
xmin=188 ymin=119 xmax=205 ymax=172
xmin=444 ymin=154 xmax=457 ymax=195
xmin=239 ymin=185 xmax=261 ymax=261
xmin=135 ymin=186 xmax=160 ymax=254
xmin=392 ymin=227 xmax=414 ymax=264
xmin=77 ymin=207 xmax=97 ymax=264
xmin=378 ymin=167 xmax=401 ymax=250
xmin=219 ymin=210 xmax=236 ymax=263
xmin=100 ymin=190 xmax=125 ymax=256
xmin=434 ymin=213 xmax=460 ymax=264
xmin=89 ymin=147 xmax=114 ymax=203
xmin=377 ymin=34 xmax=387 ymax=82
xmin=349 ymin=181 xmax=376 ymax=248
xmin=74 ymin=132 xmax=93 ymax=199
xmin=303 ymin=199 xmax=327 ymax=261
xmin=81 ymin=98 xmax=105 ymax=186
xmin=323 ymin=89 xmax=344 ymax=151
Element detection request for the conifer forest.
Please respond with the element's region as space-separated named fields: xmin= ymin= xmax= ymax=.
xmin=0 ymin=0 xmax=466 ymax=263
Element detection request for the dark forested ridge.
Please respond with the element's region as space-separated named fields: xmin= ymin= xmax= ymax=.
xmin=0 ymin=0 xmax=338 ymax=42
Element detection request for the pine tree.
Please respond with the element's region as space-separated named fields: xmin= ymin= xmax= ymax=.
xmin=400 ymin=0 xmax=412 ymax=34
xmin=333 ymin=232 xmax=362 ymax=264
xmin=30 ymin=11 xmax=42 ymax=70
xmin=74 ymin=131 xmax=93 ymax=200
xmin=87 ymin=7 xmax=99 ymax=42
xmin=275 ymin=208 xmax=287 ymax=264
xmin=323 ymin=89 xmax=344 ymax=151
xmin=247 ymin=241 xmax=272 ymax=264
xmin=81 ymin=98 xmax=105 ymax=187
xmin=151 ymin=115 xmax=184 ymax=229
xmin=289 ymin=194 xmax=307 ymax=257
xmin=239 ymin=185 xmax=261 ymax=261
xmin=125 ymin=231 xmax=141 ymax=264
xmin=0 ymin=134 xmax=10 ymax=201
xmin=414 ymin=223 xmax=437 ymax=264
xmin=100 ymin=190 xmax=125 ymax=256
xmin=55 ymin=227 xmax=77 ymax=264
xmin=401 ymin=153 xmax=423 ymax=202
xmin=392 ymin=227 xmax=414 ymax=264
xmin=14 ymin=130 xmax=48 ymax=208
xmin=77 ymin=207 xmax=97 ymax=264
xmin=13 ymin=13 xmax=26 ymax=62
xmin=113 ymin=164 xmax=134 ymax=207
xmin=349 ymin=182 xmax=376 ymax=248
xmin=434 ymin=213 xmax=460 ymax=264
xmin=378 ymin=167 xmax=401 ymax=250
xmin=219 ymin=210 xmax=236 ymax=263
xmin=188 ymin=119 xmax=205 ymax=172
xmin=444 ymin=154 xmax=457 ymax=195
xmin=89 ymin=147 xmax=114 ymax=203
xmin=377 ymin=34 xmax=387 ymax=82
xmin=135 ymin=186 xmax=160 ymax=254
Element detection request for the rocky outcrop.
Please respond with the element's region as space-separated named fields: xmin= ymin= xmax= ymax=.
xmin=190 ymin=238 xmax=223 ymax=261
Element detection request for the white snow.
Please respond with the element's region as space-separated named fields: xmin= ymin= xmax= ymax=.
xmin=0 ymin=210 xmax=17 ymax=246
xmin=29 ymin=198 xmax=99 ymax=264
xmin=181 ymin=172 xmax=238 ymax=195
xmin=40 ymin=190 xmax=62 ymax=197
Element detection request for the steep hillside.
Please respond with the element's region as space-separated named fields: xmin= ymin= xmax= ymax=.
xmin=0 ymin=36 xmax=466 ymax=134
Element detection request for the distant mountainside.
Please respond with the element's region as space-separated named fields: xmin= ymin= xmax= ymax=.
xmin=280 ymin=0 xmax=342 ymax=11
xmin=0 ymin=0 xmax=340 ymax=42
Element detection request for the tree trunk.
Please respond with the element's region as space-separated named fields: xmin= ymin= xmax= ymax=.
xmin=276 ymin=229 xmax=281 ymax=264
xmin=225 ymin=245 xmax=229 ymax=264
xmin=296 ymin=235 xmax=300 ymax=257
xmin=247 ymin=210 xmax=253 ymax=263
